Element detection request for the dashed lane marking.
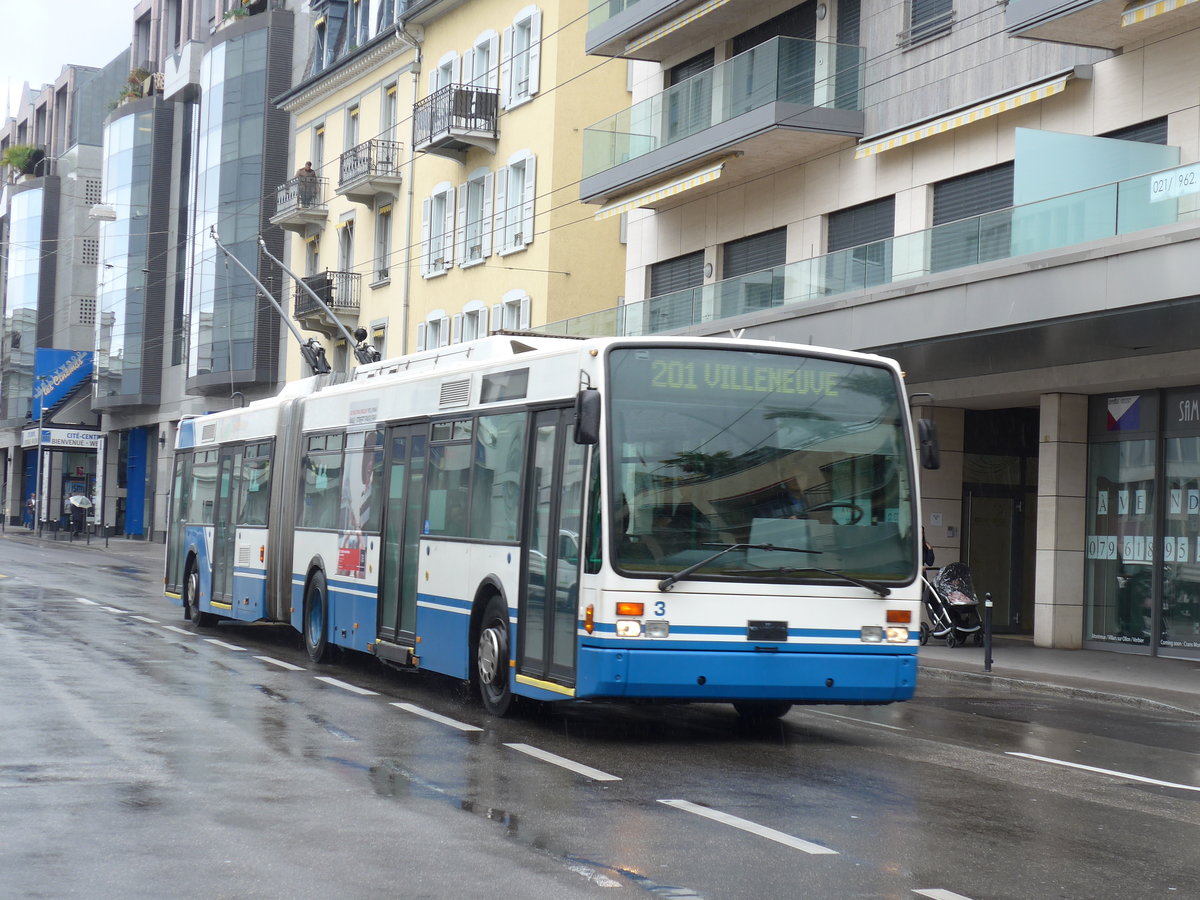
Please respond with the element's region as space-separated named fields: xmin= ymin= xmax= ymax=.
xmin=658 ymin=800 xmax=838 ymax=855
xmin=162 ymin=625 xmax=192 ymax=636
xmin=129 ymin=615 xmax=159 ymax=624
xmin=314 ymin=676 xmax=379 ymax=696
xmin=255 ymin=656 xmax=306 ymax=671
xmin=914 ymin=890 xmax=977 ymax=899
xmin=75 ymin=598 xmax=99 ymax=605
xmin=203 ymin=638 xmax=247 ymax=652
xmin=803 ymin=709 xmax=908 ymax=731
xmin=100 ymin=606 xmax=128 ymax=614
xmin=1008 ymin=751 xmax=1200 ymax=793
xmin=505 ymin=743 xmax=621 ymax=781
xmin=391 ymin=702 xmax=482 ymax=732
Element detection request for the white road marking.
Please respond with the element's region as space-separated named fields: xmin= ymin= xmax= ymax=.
xmin=504 ymin=743 xmax=621 ymax=781
xmin=162 ymin=625 xmax=192 ymax=636
xmin=658 ymin=799 xmax=838 ymax=855
xmin=204 ymin=638 xmax=247 ymax=652
xmin=914 ymin=890 xmax=977 ymax=900
xmin=100 ymin=606 xmax=128 ymax=614
xmin=75 ymin=598 xmax=99 ymax=605
xmin=314 ymin=676 xmax=379 ymax=696
xmin=391 ymin=702 xmax=483 ymax=732
xmin=1008 ymin=752 xmax=1200 ymax=793
xmin=804 ymin=709 xmax=908 ymax=731
xmin=130 ymin=616 xmax=160 ymax=624
xmin=255 ymin=656 xmax=305 ymax=671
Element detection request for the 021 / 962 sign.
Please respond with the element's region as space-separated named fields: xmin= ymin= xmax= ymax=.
xmin=1149 ymin=162 xmax=1200 ymax=202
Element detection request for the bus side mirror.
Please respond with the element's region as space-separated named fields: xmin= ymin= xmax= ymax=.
xmin=574 ymin=389 xmax=600 ymax=445
xmin=919 ymin=418 xmax=940 ymax=470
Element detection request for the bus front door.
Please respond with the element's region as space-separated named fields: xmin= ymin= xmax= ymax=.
xmin=519 ymin=408 xmax=586 ymax=690
xmin=379 ymin=425 xmax=427 ymax=643
xmin=210 ymin=446 xmax=243 ymax=606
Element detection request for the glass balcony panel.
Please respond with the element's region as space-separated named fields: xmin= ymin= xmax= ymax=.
xmin=582 ymin=36 xmax=865 ymax=179
xmin=589 ymin=0 xmax=644 ymax=28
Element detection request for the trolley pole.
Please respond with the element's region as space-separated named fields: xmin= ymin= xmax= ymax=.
xmin=983 ymin=592 xmax=993 ymax=673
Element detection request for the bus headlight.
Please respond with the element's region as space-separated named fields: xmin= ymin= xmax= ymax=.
xmin=886 ymin=626 xmax=910 ymax=643
xmin=616 ymin=619 xmax=642 ymax=637
xmin=860 ymin=626 xmax=884 ymax=643
xmin=645 ymin=620 xmax=670 ymax=639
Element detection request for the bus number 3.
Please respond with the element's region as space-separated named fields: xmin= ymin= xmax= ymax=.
xmin=654 ymin=600 xmax=666 ymax=617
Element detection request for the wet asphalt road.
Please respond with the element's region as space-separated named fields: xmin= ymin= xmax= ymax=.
xmin=2 ymin=535 xmax=1199 ymax=899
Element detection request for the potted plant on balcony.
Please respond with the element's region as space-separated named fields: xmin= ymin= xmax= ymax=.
xmin=1 ymin=144 xmax=46 ymax=180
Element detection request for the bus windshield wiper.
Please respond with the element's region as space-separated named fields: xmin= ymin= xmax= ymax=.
xmin=727 ymin=564 xmax=891 ymax=597
xmin=657 ymin=542 xmax=821 ymax=592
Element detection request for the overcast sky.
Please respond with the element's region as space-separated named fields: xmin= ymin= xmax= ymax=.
xmin=0 ymin=0 xmax=138 ymax=120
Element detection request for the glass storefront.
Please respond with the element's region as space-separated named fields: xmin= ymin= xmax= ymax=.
xmin=1085 ymin=389 xmax=1200 ymax=657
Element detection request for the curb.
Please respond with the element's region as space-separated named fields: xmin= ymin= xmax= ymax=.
xmin=919 ymin=663 xmax=1200 ymax=719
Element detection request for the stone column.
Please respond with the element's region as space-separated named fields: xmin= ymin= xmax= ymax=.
xmin=1035 ymin=393 xmax=1088 ymax=648
xmin=919 ymin=406 xmax=964 ymax=564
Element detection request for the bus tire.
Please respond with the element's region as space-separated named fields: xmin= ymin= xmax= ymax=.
xmin=732 ymin=701 xmax=792 ymax=722
xmin=304 ymin=570 xmax=330 ymax=663
xmin=476 ymin=595 xmax=514 ymax=716
xmin=185 ymin=558 xmax=217 ymax=627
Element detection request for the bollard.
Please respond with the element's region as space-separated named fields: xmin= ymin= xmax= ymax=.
xmin=983 ymin=591 xmax=993 ymax=673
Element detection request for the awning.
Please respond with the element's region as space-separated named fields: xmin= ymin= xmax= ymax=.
xmin=594 ymin=160 xmax=726 ymax=220
xmin=1122 ymin=0 xmax=1199 ymax=25
xmin=624 ymin=0 xmax=731 ymax=55
xmin=854 ymin=72 xmax=1075 ymax=160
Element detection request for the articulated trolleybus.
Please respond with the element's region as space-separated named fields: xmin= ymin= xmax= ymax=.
xmin=165 ymin=335 xmax=935 ymax=719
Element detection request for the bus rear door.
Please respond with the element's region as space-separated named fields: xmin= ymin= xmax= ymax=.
xmin=210 ymin=445 xmax=243 ymax=607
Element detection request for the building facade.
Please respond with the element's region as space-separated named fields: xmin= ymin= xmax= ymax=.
xmin=543 ymin=0 xmax=1200 ymax=658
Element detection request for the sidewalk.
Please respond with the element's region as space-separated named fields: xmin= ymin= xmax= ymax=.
xmin=4 ymin=528 xmax=1199 ymax=716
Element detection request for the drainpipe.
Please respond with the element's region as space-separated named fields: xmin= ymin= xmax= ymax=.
xmin=395 ymin=19 xmax=423 ymax=356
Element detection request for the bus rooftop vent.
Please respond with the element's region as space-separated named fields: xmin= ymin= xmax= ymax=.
xmin=439 ymin=378 xmax=471 ymax=408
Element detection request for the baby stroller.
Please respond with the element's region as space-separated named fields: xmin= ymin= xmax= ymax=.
xmin=920 ymin=562 xmax=983 ymax=647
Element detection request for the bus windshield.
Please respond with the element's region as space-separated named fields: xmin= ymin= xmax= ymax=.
xmin=608 ymin=346 xmax=916 ymax=585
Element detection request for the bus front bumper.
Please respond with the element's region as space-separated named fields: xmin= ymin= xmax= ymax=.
xmin=576 ymin=645 xmax=917 ymax=704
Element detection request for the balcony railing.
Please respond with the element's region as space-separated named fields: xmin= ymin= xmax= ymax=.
xmin=338 ymin=139 xmax=403 ymax=190
xmin=582 ymin=36 xmax=864 ymax=179
xmin=537 ymin=165 xmax=1200 ymax=337
xmin=412 ymin=84 xmax=500 ymax=150
xmin=275 ymin=175 xmax=328 ymax=215
xmin=588 ymin=0 xmax=645 ymax=28
xmin=294 ymin=270 xmax=362 ymax=318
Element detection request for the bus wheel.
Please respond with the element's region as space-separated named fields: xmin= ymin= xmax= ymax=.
xmin=185 ymin=560 xmax=217 ymax=627
xmin=476 ymin=596 xmax=514 ymax=716
xmin=732 ymin=701 xmax=792 ymax=722
xmin=304 ymin=570 xmax=330 ymax=663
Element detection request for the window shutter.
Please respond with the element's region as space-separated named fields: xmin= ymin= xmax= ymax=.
xmin=452 ymin=313 xmax=463 ymax=343
xmin=442 ymin=186 xmax=456 ymax=268
xmin=492 ymin=303 xmax=505 ymax=331
xmin=527 ymin=10 xmax=542 ymax=97
xmin=451 ymin=54 xmax=461 ymax=85
xmin=439 ymin=316 xmax=451 ymax=347
xmin=520 ymin=154 xmax=536 ymax=248
xmin=478 ymin=305 xmax=489 ymax=334
xmin=462 ymin=48 xmax=474 ymax=87
xmin=455 ymin=183 xmax=468 ymax=265
xmin=519 ymin=295 xmax=531 ymax=329
xmin=722 ymin=227 xmax=787 ymax=279
xmin=932 ymin=163 xmax=1013 ymax=226
xmin=500 ymin=26 xmax=514 ymax=108
xmin=416 ymin=322 xmax=427 ymax=351
xmin=480 ymin=172 xmax=495 ymax=258
xmin=649 ymin=251 xmax=704 ymax=296
xmin=420 ymin=197 xmax=432 ymax=276
xmin=827 ymin=196 xmax=895 ymax=252
xmin=493 ymin=166 xmax=508 ymax=249
xmin=487 ymin=33 xmax=500 ymax=89
xmin=428 ymin=67 xmax=438 ymax=95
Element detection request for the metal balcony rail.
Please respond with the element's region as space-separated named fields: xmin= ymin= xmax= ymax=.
xmin=338 ymin=139 xmax=403 ymax=187
xmin=582 ymin=36 xmax=865 ymax=178
xmin=294 ymin=270 xmax=362 ymax=318
xmin=537 ymin=165 xmax=1200 ymax=337
xmin=276 ymin=175 xmax=328 ymax=214
xmin=413 ymin=84 xmax=500 ymax=148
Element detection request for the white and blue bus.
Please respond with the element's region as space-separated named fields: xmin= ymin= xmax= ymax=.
xmin=165 ymin=334 xmax=936 ymax=718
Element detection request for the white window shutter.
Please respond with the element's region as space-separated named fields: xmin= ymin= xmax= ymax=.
xmin=442 ymin=187 xmax=456 ymax=268
xmin=493 ymin=166 xmax=508 ymax=250
xmin=452 ymin=313 xmax=463 ymax=344
xmin=519 ymin=295 xmax=531 ymax=330
xmin=429 ymin=67 xmax=438 ymax=95
xmin=420 ymin=197 xmax=432 ymax=276
xmin=451 ymin=54 xmax=461 ymax=85
xmin=462 ymin=48 xmax=474 ymax=88
xmin=521 ymin=154 xmax=536 ymax=248
xmin=455 ymin=183 xmax=468 ymax=266
xmin=492 ymin=303 xmax=505 ymax=331
xmin=479 ymin=305 xmax=489 ymax=335
xmin=416 ymin=322 xmax=427 ymax=351
xmin=480 ymin=172 xmax=495 ymax=259
xmin=527 ymin=10 xmax=542 ymax=97
xmin=439 ymin=316 xmax=451 ymax=347
xmin=500 ymin=26 xmax=513 ymax=109
xmin=487 ymin=33 xmax=500 ymax=90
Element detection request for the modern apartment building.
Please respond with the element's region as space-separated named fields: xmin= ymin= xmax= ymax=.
xmin=274 ymin=0 xmax=627 ymax=371
xmin=552 ymin=0 xmax=1200 ymax=658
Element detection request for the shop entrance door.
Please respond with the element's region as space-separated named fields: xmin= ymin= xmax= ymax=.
xmin=965 ymin=489 xmax=1035 ymax=632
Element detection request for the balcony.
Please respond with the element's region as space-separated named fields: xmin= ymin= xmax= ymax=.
xmin=580 ymin=37 xmax=864 ymax=209
xmin=587 ymin=0 xmax=752 ymax=62
xmin=271 ymin=176 xmax=328 ymax=233
xmin=412 ymin=84 xmax=500 ymax=163
xmin=541 ymin=164 xmax=1200 ymax=338
xmin=1005 ymin=0 xmax=1200 ymax=50
xmin=336 ymin=139 xmax=403 ymax=204
xmin=294 ymin=270 xmax=361 ymax=339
